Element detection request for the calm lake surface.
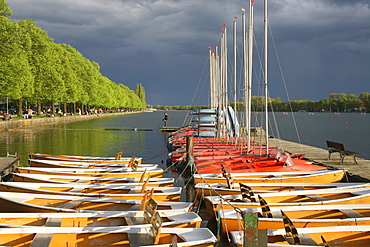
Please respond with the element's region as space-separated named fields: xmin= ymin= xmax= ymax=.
xmin=1 ymin=110 xmax=369 ymax=166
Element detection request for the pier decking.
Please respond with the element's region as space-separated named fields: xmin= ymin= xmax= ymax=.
xmin=0 ymin=157 xmax=19 ymax=181
xmin=268 ymin=137 xmax=370 ymax=182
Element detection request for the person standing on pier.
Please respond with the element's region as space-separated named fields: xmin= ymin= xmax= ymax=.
xmin=163 ymin=112 xmax=168 ymax=127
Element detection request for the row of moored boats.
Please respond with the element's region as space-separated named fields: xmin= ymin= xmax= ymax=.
xmin=163 ymin=109 xmax=370 ymax=246
xmin=1 ymin=119 xmax=369 ymax=246
xmin=0 ymin=152 xmax=215 ymax=247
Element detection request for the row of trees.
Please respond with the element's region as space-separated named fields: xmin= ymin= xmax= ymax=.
xmin=0 ymin=1 xmax=146 ymax=117
xmin=263 ymin=92 xmax=369 ymax=112
xmin=152 ymin=92 xmax=370 ymax=112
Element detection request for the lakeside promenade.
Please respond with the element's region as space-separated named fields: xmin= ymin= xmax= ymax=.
xmin=0 ymin=111 xmax=144 ymax=131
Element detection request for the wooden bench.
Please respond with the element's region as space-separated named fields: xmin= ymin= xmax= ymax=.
xmin=326 ymin=140 xmax=358 ymax=164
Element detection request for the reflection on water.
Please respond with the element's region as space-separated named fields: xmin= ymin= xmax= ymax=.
xmin=0 ymin=111 xmax=191 ymax=200
xmin=0 ymin=111 xmax=188 ymax=165
xmin=1 ymin=111 xmax=369 ymax=162
xmin=0 ymin=110 xmax=368 ymax=201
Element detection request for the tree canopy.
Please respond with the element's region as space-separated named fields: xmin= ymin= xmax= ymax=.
xmin=0 ymin=0 xmax=145 ymax=115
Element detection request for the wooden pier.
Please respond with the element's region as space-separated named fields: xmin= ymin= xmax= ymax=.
xmin=160 ymin=127 xmax=181 ymax=132
xmin=0 ymin=157 xmax=19 ymax=181
xmin=268 ymin=137 xmax=370 ymax=182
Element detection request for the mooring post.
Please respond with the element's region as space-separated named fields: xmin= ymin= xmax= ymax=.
xmin=186 ymin=136 xmax=194 ymax=170
xmin=243 ymin=212 xmax=267 ymax=247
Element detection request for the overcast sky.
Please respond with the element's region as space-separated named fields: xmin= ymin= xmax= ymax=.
xmin=8 ymin=0 xmax=370 ymax=106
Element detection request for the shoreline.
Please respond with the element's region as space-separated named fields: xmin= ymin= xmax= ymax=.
xmin=0 ymin=111 xmax=146 ymax=131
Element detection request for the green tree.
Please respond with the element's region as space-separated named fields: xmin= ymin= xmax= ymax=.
xmin=20 ymin=19 xmax=64 ymax=115
xmin=359 ymin=92 xmax=370 ymax=103
xmin=135 ymin=83 xmax=146 ymax=109
xmin=0 ymin=0 xmax=12 ymax=18
xmin=0 ymin=19 xmax=33 ymax=115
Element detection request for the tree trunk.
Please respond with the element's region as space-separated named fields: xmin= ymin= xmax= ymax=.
xmin=17 ymin=99 xmax=23 ymax=117
xmin=51 ymin=101 xmax=55 ymax=116
xmin=73 ymin=103 xmax=76 ymax=114
xmin=37 ymin=103 xmax=42 ymax=115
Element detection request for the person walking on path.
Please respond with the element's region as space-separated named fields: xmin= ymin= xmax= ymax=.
xmin=163 ymin=112 xmax=168 ymax=127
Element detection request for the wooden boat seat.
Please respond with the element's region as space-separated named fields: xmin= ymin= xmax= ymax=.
xmin=30 ymin=233 xmax=54 ymax=247
xmin=69 ymin=187 xmax=85 ymax=193
xmin=128 ymin=204 xmax=141 ymax=211
xmin=58 ymin=200 xmax=83 ymax=209
xmin=125 ymin=198 xmax=158 ymax=226
xmin=45 ymin=217 xmax=62 ymax=227
xmin=305 ymin=194 xmax=328 ymax=202
xmin=75 ymin=179 xmax=88 ymax=183
xmin=127 ymin=189 xmax=141 ymax=194
xmin=339 ymin=209 xmax=364 ymax=218
xmin=128 ymin=211 xmax=162 ymax=247
xmin=125 ymin=216 xmax=144 ymax=225
xmin=290 ymin=233 xmax=320 ymax=246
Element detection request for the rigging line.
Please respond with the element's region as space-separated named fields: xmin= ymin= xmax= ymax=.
xmin=269 ymin=22 xmax=303 ymax=149
xmin=188 ymin=54 xmax=210 ymax=107
xmin=267 ymin=90 xmax=286 ymax=149
xmin=174 ymin=162 xmax=192 ymax=183
xmin=142 ymin=149 xmax=167 ymax=162
xmin=192 ymin=168 xmax=253 ymax=213
xmin=163 ymin=158 xmax=183 ymax=173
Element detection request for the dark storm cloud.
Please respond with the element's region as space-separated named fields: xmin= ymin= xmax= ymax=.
xmin=8 ymin=0 xmax=370 ymax=105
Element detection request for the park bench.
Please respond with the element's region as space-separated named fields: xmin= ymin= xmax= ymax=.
xmin=326 ymin=140 xmax=358 ymax=164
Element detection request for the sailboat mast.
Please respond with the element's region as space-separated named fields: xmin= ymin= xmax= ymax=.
xmin=242 ymin=9 xmax=248 ymax=147
xmin=215 ymin=44 xmax=220 ymax=111
xmin=222 ymin=25 xmax=228 ymax=109
xmin=233 ymin=18 xmax=237 ymax=123
xmin=209 ymin=48 xmax=214 ymax=109
xmin=264 ymin=0 xmax=269 ymax=154
xmin=247 ymin=0 xmax=254 ymax=152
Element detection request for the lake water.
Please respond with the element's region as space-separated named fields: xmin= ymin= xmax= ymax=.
xmin=265 ymin=112 xmax=369 ymax=160
xmin=1 ymin=110 xmax=369 ymax=166
xmin=0 ymin=110 xmax=369 ymax=201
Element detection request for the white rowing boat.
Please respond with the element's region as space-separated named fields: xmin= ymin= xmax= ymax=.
xmin=17 ymin=167 xmax=164 ymax=178
xmin=29 ymin=152 xmax=143 ymax=164
xmin=218 ymin=204 xmax=370 ymax=233
xmin=0 ymin=182 xmax=182 ymax=201
xmin=28 ymin=158 xmax=157 ymax=169
xmin=0 ymin=226 xmax=217 ymax=247
xmin=0 ymin=191 xmax=193 ymax=213
xmin=230 ymin=225 xmax=370 ymax=246
xmin=13 ymin=173 xmax=174 ymax=186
